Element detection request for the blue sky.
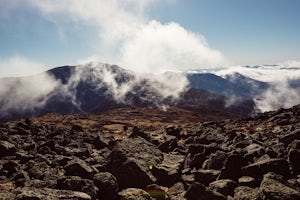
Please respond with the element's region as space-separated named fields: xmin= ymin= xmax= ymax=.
xmin=0 ymin=0 xmax=300 ymax=76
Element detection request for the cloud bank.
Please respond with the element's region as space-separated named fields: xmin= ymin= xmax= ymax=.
xmin=215 ymin=61 xmax=300 ymax=112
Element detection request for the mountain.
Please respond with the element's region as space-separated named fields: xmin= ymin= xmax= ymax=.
xmin=0 ymin=63 xmax=258 ymax=121
xmin=188 ymin=72 xmax=269 ymax=99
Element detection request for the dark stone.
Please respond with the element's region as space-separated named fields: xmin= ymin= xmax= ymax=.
xmin=158 ymin=137 xmax=178 ymax=153
xmin=118 ymin=188 xmax=152 ymax=200
xmin=184 ymin=182 xmax=226 ymax=200
xmin=202 ymin=151 xmax=227 ymax=170
xmin=64 ymin=159 xmax=94 ymax=179
xmin=193 ymin=169 xmax=221 ymax=185
xmin=242 ymin=158 xmax=291 ymax=179
xmin=244 ymin=143 xmax=265 ymax=162
xmin=1 ymin=160 xmax=20 ymax=177
xmin=108 ymin=136 xmax=163 ymax=189
xmin=233 ymin=186 xmax=260 ymax=200
xmin=288 ymin=149 xmax=300 ymax=175
xmin=152 ymin=153 xmax=185 ymax=187
xmin=0 ymin=141 xmax=16 ymax=158
xmin=280 ymin=129 xmax=300 ymax=145
xmin=165 ymin=126 xmax=181 ymax=138
xmin=289 ymin=140 xmax=300 ymax=150
xmin=71 ymin=124 xmax=84 ymax=132
xmin=190 ymin=152 xmax=207 ymax=169
xmin=187 ymin=144 xmax=205 ymax=155
xmin=218 ymin=154 xmax=244 ymax=181
xmin=168 ymin=182 xmax=185 ymax=199
xmin=14 ymin=187 xmax=91 ymax=199
xmin=129 ymin=126 xmax=150 ymax=141
xmin=57 ymin=176 xmax=97 ymax=198
xmin=93 ymin=172 xmax=119 ymax=200
xmin=259 ymin=172 xmax=300 ymax=199
xmin=209 ymin=179 xmax=237 ymax=197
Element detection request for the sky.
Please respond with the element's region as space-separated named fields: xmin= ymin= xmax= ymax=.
xmin=0 ymin=0 xmax=300 ymax=76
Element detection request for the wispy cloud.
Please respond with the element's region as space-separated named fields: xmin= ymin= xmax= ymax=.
xmin=0 ymin=55 xmax=45 ymax=77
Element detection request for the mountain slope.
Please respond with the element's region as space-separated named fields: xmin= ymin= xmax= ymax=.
xmin=0 ymin=63 xmax=256 ymax=121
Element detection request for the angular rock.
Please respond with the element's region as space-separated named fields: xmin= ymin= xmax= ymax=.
xmin=202 ymin=151 xmax=227 ymax=170
xmin=187 ymin=144 xmax=205 ymax=155
xmin=242 ymin=158 xmax=290 ymax=178
xmin=193 ymin=169 xmax=220 ymax=185
xmin=64 ymin=158 xmax=94 ymax=179
xmin=184 ymin=182 xmax=226 ymax=200
xmin=158 ymin=137 xmax=178 ymax=153
xmin=93 ymin=172 xmax=119 ymax=200
xmin=244 ymin=143 xmax=265 ymax=162
xmin=259 ymin=172 xmax=300 ymax=199
xmin=11 ymin=187 xmax=91 ymax=200
xmin=288 ymin=149 xmax=300 ymax=175
xmin=152 ymin=153 xmax=185 ymax=187
xmin=57 ymin=176 xmax=98 ymax=198
xmin=0 ymin=141 xmax=16 ymax=158
xmin=165 ymin=126 xmax=182 ymax=138
xmin=280 ymin=129 xmax=300 ymax=145
xmin=118 ymin=188 xmax=153 ymax=200
xmin=168 ymin=182 xmax=186 ymax=199
xmin=209 ymin=179 xmax=237 ymax=197
xmin=145 ymin=184 xmax=169 ymax=200
xmin=238 ymin=176 xmax=257 ymax=188
xmin=0 ymin=182 xmax=16 ymax=191
xmin=218 ymin=154 xmax=244 ymax=181
xmin=233 ymin=186 xmax=260 ymax=200
xmin=109 ymin=136 xmax=163 ymax=189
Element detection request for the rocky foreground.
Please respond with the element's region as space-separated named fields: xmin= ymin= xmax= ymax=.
xmin=0 ymin=105 xmax=300 ymax=199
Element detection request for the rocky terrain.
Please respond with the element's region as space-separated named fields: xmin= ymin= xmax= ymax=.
xmin=0 ymin=104 xmax=300 ymax=199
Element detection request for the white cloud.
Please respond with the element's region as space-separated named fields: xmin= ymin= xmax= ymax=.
xmin=0 ymin=55 xmax=45 ymax=77
xmin=23 ymin=0 xmax=227 ymax=73
xmin=119 ymin=20 xmax=226 ymax=73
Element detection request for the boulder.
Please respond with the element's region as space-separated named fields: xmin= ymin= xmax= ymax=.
xmin=93 ymin=172 xmax=119 ymax=200
xmin=280 ymin=129 xmax=300 ymax=145
xmin=193 ymin=169 xmax=220 ymax=185
xmin=259 ymin=172 xmax=300 ymax=199
xmin=152 ymin=153 xmax=185 ymax=187
xmin=233 ymin=186 xmax=260 ymax=200
xmin=288 ymin=149 xmax=300 ymax=175
xmin=242 ymin=158 xmax=290 ymax=178
xmin=209 ymin=179 xmax=237 ymax=197
xmin=168 ymin=182 xmax=186 ymax=199
xmin=184 ymin=182 xmax=226 ymax=200
xmin=0 ymin=141 xmax=16 ymax=158
xmin=238 ymin=176 xmax=257 ymax=188
xmin=64 ymin=159 xmax=94 ymax=179
xmin=165 ymin=126 xmax=182 ymax=138
xmin=244 ymin=143 xmax=265 ymax=162
xmin=158 ymin=137 xmax=178 ymax=153
xmin=218 ymin=154 xmax=244 ymax=181
xmin=118 ymin=188 xmax=153 ymax=200
xmin=202 ymin=151 xmax=227 ymax=170
xmin=108 ymin=136 xmax=163 ymax=189
xmin=10 ymin=187 xmax=92 ymax=200
xmin=145 ymin=184 xmax=169 ymax=200
xmin=57 ymin=176 xmax=98 ymax=198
